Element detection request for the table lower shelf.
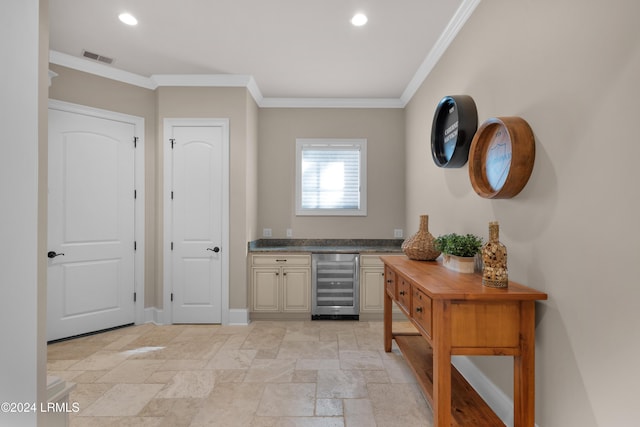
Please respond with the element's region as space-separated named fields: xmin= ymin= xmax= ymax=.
xmin=394 ymin=334 xmax=503 ymax=427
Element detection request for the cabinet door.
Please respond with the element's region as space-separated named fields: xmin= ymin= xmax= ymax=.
xmin=282 ymin=267 xmax=310 ymax=312
xmin=361 ymin=268 xmax=385 ymax=312
xmin=252 ymin=267 xmax=280 ymax=312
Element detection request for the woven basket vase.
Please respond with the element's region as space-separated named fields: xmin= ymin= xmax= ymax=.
xmin=402 ymin=215 xmax=441 ymax=261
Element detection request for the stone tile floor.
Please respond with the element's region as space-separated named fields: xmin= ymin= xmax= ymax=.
xmin=48 ymin=320 xmax=433 ymax=426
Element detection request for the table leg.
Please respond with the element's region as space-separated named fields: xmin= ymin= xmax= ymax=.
xmin=514 ymin=301 xmax=536 ymax=427
xmin=432 ymin=300 xmax=452 ymax=426
xmin=384 ymin=288 xmax=392 ymax=352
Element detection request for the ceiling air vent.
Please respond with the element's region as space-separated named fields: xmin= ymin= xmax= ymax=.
xmin=82 ymin=50 xmax=114 ymax=65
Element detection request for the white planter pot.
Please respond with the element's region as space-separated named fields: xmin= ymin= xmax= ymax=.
xmin=442 ymin=254 xmax=476 ymax=273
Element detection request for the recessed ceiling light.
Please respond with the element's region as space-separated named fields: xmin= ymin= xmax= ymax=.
xmin=118 ymin=12 xmax=138 ymax=26
xmin=351 ymin=13 xmax=368 ymax=27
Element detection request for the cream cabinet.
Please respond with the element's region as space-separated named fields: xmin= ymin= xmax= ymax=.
xmin=360 ymin=254 xmax=403 ymax=315
xmin=250 ymin=254 xmax=311 ymax=314
xmin=360 ymin=255 xmax=387 ymax=312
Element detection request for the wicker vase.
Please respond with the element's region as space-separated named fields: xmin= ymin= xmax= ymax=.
xmin=482 ymin=221 xmax=508 ymax=288
xmin=402 ymin=215 xmax=440 ymax=261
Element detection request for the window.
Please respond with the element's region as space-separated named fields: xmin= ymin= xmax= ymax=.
xmin=296 ymin=138 xmax=367 ymax=216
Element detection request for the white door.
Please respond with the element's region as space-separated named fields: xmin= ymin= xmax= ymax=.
xmin=48 ymin=107 xmax=136 ymax=341
xmin=167 ymin=121 xmax=228 ymax=323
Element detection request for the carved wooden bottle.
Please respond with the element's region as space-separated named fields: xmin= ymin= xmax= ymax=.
xmin=482 ymin=221 xmax=508 ymax=288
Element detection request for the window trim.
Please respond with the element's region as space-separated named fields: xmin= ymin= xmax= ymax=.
xmin=295 ymin=138 xmax=367 ymax=216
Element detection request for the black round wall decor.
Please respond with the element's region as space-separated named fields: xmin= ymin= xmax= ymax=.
xmin=430 ymin=95 xmax=478 ymax=168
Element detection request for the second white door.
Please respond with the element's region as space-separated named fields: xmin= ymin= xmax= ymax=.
xmin=167 ymin=120 xmax=228 ymax=324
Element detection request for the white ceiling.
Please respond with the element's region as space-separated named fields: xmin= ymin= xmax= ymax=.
xmin=49 ymin=0 xmax=478 ymax=105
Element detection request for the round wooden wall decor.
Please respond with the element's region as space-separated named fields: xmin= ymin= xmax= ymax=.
xmin=468 ymin=117 xmax=535 ymax=199
xmin=431 ymin=95 xmax=478 ymax=168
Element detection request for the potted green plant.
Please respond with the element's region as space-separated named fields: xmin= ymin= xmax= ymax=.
xmin=434 ymin=233 xmax=483 ymax=273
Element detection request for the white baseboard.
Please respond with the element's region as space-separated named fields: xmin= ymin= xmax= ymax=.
xmin=451 ymin=356 xmax=540 ymax=427
xmin=228 ymin=308 xmax=250 ymax=325
xmin=144 ymin=307 xmax=164 ymax=325
xmin=144 ymin=307 xmax=249 ymax=326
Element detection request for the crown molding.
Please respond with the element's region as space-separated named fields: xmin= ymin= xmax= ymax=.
xmin=245 ymin=77 xmax=264 ymax=106
xmin=48 ymin=53 xmax=403 ymax=108
xmin=49 ymin=50 xmax=158 ymax=90
xmin=259 ymin=97 xmax=404 ymax=109
xmin=400 ymin=0 xmax=482 ymax=105
xmin=150 ymin=73 xmax=252 ymax=88
xmin=151 ymin=74 xmax=265 ymax=106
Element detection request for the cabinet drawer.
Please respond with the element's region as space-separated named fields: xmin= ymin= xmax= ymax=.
xmin=252 ymin=254 xmax=311 ymax=267
xmin=397 ymin=278 xmax=411 ymax=312
xmin=412 ymin=288 xmax=432 ymax=337
xmin=384 ymin=268 xmax=396 ymax=297
xmin=360 ymin=254 xmax=384 ymax=267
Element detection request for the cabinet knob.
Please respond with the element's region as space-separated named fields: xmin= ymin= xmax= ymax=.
xmin=399 ymin=290 xmax=406 ymax=296
xmin=416 ymin=306 xmax=423 ymax=313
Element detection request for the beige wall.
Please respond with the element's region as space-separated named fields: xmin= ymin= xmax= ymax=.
xmin=257 ymin=108 xmax=405 ymax=238
xmin=405 ymin=0 xmax=640 ymax=425
xmin=47 ymin=69 xmax=405 ymax=312
xmin=46 ymin=66 xmax=403 ymax=312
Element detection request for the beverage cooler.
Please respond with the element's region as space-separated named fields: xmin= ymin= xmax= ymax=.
xmin=311 ymin=253 xmax=359 ymax=320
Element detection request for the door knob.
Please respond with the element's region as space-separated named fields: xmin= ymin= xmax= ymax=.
xmin=47 ymin=251 xmax=65 ymax=259
xmin=206 ymin=247 xmax=220 ymax=253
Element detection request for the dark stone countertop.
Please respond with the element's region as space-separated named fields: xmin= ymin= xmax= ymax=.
xmin=247 ymin=238 xmax=404 ymax=254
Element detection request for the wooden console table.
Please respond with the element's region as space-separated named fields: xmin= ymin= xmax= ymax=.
xmin=381 ymin=256 xmax=547 ymax=427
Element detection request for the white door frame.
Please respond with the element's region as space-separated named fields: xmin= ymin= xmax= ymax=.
xmin=48 ymin=99 xmax=145 ymax=326
xmin=163 ymin=118 xmax=230 ymax=325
